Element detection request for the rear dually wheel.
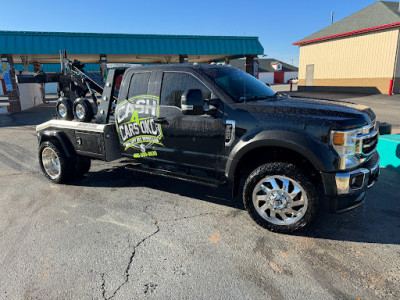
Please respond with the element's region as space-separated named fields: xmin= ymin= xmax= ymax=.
xmin=38 ymin=141 xmax=75 ymax=183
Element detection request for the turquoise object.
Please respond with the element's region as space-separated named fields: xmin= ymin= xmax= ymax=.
xmin=377 ymin=134 xmax=400 ymax=171
xmin=0 ymin=31 xmax=264 ymax=56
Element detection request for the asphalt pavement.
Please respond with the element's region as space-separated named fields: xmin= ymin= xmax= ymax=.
xmin=0 ymin=103 xmax=399 ymax=299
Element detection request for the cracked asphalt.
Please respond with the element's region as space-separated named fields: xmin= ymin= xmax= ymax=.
xmin=0 ymin=104 xmax=399 ymax=300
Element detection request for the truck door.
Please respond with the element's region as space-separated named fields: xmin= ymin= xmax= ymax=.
xmin=115 ymin=70 xmax=159 ymax=157
xmin=153 ymin=71 xmax=226 ymax=172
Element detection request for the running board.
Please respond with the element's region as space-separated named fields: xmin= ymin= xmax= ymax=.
xmin=125 ymin=164 xmax=226 ymax=187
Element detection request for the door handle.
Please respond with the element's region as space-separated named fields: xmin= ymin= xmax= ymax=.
xmin=153 ymin=117 xmax=168 ymax=125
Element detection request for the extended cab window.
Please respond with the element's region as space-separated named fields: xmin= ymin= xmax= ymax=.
xmin=127 ymin=72 xmax=151 ymax=99
xmin=160 ymin=72 xmax=211 ymax=107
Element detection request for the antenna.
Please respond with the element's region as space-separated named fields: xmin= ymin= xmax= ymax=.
xmin=331 ymin=11 xmax=334 ymax=24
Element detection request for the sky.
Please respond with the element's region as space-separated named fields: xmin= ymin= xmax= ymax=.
xmin=0 ymin=0 xmax=381 ymax=66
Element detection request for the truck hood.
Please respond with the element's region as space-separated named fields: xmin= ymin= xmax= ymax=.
xmin=232 ymin=96 xmax=376 ymax=129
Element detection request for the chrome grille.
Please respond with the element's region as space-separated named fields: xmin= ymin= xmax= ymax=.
xmin=362 ymin=134 xmax=378 ymax=154
xmin=357 ymin=121 xmax=378 ymax=156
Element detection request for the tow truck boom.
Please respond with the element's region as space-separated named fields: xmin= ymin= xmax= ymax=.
xmin=16 ymin=51 xmax=131 ymax=124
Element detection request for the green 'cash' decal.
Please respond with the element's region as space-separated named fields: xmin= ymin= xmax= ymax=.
xmin=115 ymin=95 xmax=163 ymax=153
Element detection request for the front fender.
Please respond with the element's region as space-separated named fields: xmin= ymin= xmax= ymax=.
xmin=225 ymin=129 xmax=336 ymax=180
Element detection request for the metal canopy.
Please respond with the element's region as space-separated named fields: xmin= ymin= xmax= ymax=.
xmin=0 ymin=31 xmax=264 ymax=64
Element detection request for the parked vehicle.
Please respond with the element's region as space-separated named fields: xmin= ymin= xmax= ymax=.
xmin=32 ymin=61 xmax=380 ymax=233
xmin=287 ymin=77 xmax=298 ymax=84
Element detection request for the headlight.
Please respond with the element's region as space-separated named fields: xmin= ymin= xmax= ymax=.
xmin=331 ymin=127 xmax=363 ymax=170
xmin=331 ymin=121 xmax=378 ymax=170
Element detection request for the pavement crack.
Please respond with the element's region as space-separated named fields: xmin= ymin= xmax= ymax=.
xmin=160 ymin=212 xmax=215 ymax=223
xmin=101 ymin=273 xmax=106 ymax=300
xmin=101 ymin=206 xmax=160 ymax=300
xmin=0 ymin=172 xmax=30 ymax=177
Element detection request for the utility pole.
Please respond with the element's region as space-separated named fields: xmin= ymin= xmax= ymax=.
xmin=331 ymin=11 xmax=334 ymax=24
xmin=290 ymin=59 xmax=294 ymax=66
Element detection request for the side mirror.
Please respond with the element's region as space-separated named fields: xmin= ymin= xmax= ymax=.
xmin=181 ymin=89 xmax=204 ymax=115
xmin=204 ymin=97 xmax=220 ymax=116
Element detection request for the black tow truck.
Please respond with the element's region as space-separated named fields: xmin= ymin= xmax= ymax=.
xmin=22 ymin=58 xmax=380 ymax=233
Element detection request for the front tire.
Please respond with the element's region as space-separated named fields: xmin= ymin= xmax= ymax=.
xmin=243 ymin=162 xmax=318 ymax=233
xmin=39 ymin=141 xmax=75 ymax=183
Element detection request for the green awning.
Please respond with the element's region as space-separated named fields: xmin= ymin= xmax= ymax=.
xmin=0 ymin=31 xmax=264 ymax=56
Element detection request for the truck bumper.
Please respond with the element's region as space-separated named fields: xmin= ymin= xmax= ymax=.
xmin=321 ymin=151 xmax=380 ymax=213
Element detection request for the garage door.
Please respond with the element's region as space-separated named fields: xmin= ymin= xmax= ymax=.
xmin=274 ymin=72 xmax=284 ymax=84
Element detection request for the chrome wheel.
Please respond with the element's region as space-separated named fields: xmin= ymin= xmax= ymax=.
xmin=75 ymin=103 xmax=85 ymax=120
xmin=42 ymin=147 xmax=61 ymax=179
xmin=58 ymin=103 xmax=67 ymax=118
xmin=252 ymin=175 xmax=308 ymax=225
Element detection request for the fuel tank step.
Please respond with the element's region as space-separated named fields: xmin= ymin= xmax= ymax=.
xmin=125 ymin=163 xmax=226 ymax=187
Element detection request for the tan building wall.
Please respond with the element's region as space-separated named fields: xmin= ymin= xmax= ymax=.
xmin=298 ymin=29 xmax=400 ymax=94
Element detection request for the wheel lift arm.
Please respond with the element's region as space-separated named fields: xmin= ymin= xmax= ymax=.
xmin=15 ymin=54 xmax=128 ymax=124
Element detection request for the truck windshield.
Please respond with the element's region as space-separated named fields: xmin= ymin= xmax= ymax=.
xmin=205 ymin=67 xmax=277 ymax=102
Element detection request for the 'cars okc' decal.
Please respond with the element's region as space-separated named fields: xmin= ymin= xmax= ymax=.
xmin=115 ymin=95 xmax=163 ymax=153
